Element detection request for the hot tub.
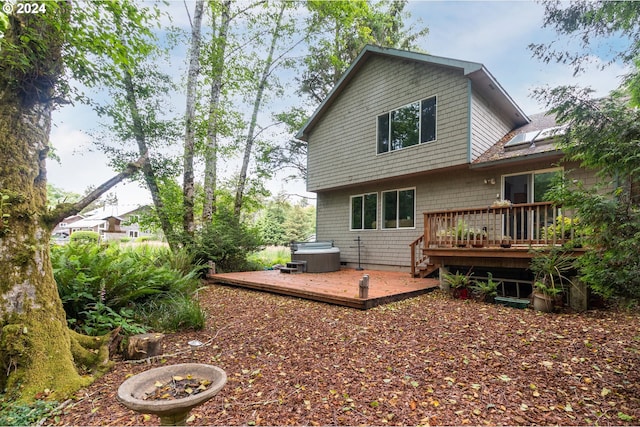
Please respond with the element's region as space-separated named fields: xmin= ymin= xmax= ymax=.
xmin=291 ymin=241 xmax=341 ymax=273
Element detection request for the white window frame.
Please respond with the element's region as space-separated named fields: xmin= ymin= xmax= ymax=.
xmin=350 ymin=193 xmax=378 ymax=231
xmin=381 ymin=187 xmax=416 ymax=230
xmin=377 ymin=95 xmax=437 ymax=154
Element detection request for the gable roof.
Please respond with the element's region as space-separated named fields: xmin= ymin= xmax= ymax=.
xmin=296 ymin=44 xmax=529 ymax=141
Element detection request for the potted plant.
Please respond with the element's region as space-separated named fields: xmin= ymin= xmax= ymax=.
xmin=529 ymin=248 xmax=575 ymax=312
xmin=491 ymin=199 xmax=512 ymax=208
xmin=442 ymin=270 xmax=473 ymax=299
xmin=468 ymin=227 xmax=488 ymax=247
xmin=471 ymin=273 xmax=500 ymax=303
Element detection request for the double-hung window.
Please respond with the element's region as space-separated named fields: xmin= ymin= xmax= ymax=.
xmin=377 ymin=96 xmax=437 ymax=154
xmin=382 ymin=188 xmax=415 ymax=229
xmin=351 ymin=193 xmax=377 ymax=230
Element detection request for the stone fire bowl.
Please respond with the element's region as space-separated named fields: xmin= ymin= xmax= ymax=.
xmin=117 ymin=363 xmax=227 ymax=421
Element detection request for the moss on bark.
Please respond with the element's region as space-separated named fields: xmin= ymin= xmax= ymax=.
xmin=0 ymin=6 xmax=113 ymax=403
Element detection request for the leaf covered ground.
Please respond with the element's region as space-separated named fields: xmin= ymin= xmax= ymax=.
xmin=50 ymin=284 xmax=640 ymax=426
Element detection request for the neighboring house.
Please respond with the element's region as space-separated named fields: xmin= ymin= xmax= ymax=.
xmin=54 ymin=205 xmax=156 ymax=242
xmin=297 ymin=45 xmax=596 ymax=287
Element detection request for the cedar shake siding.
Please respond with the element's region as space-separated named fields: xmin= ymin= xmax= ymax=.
xmin=307 ymin=55 xmax=470 ymax=193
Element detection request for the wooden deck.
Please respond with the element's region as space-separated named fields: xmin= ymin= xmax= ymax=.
xmin=206 ymin=269 xmax=439 ymax=310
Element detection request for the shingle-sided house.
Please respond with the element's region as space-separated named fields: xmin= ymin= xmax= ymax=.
xmin=53 ymin=205 xmax=156 ymax=242
xmin=297 ymin=45 xmax=595 ymax=288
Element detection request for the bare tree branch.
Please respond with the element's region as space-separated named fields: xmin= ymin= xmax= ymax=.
xmin=44 ymin=155 xmax=147 ymax=229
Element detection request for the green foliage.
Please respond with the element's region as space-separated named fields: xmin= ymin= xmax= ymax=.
xmin=442 ymin=270 xmax=472 ymax=289
xmin=46 ymin=184 xmax=81 ymax=209
xmin=537 ymin=88 xmax=640 ymax=300
xmin=248 ymin=246 xmax=291 ymax=269
xmin=531 ymin=1 xmax=640 ymax=79
xmin=542 ymin=215 xmax=589 ymax=247
xmin=529 ymin=248 xmax=575 ymax=297
xmin=256 ymin=197 xmax=315 ymax=246
xmin=75 ymin=302 xmax=146 ymax=336
xmin=51 ymin=243 xmax=204 ymax=335
xmin=471 ymin=273 xmax=501 ymax=301
xmin=302 ymin=0 xmax=428 ymax=103
xmin=69 ymin=231 xmax=99 ymax=244
xmin=0 ymin=398 xmax=58 ymax=426
xmin=139 ymin=294 xmax=206 ymax=332
xmin=192 ymin=207 xmax=262 ymax=272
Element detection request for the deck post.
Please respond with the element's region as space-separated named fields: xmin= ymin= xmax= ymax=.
xmin=359 ymin=275 xmax=369 ymax=299
xmin=569 ymin=277 xmax=588 ymax=312
xmin=438 ymin=266 xmax=449 ymax=291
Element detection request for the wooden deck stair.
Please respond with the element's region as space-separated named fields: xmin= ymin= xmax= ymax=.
xmin=415 ymin=260 xmax=440 ymax=278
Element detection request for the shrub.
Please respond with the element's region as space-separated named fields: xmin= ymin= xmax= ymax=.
xmin=192 ymin=208 xmax=262 ymax=272
xmin=69 ymin=231 xmax=99 ymax=244
xmin=51 ymin=242 xmax=204 ymax=335
xmin=471 ymin=273 xmax=500 ymax=302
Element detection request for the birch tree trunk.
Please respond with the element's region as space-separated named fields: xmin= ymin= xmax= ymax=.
xmin=234 ymin=3 xmax=286 ymax=217
xmin=182 ymin=0 xmax=205 ymax=237
xmin=202 ymin=0 xmax=231 ymax=223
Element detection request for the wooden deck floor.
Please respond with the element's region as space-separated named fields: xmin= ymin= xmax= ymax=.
xmin=206 ymin=269 xmax=440 ymax=310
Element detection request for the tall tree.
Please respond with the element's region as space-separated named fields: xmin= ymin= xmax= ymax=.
xmin=300 ymin=0 xmax=428 ymax=104
xmin=234 ymin=1 xmax=296 ymax=216
xmin=530 ymin=1 xmax=640 ymax=102
xmin=182 ymin=0 xmax=205 ymax=238
xmin=531 ymin=1 xmax=640 ymax=300
xmin=89 ymin=4 xmax=182 ymax=249
xmin=202 ymin=0 xmax=232 ymax=222
xmin=0 ymin=1 xmax=152 ymax=401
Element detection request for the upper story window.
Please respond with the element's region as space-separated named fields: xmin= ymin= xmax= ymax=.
xmin=351 ymin=193 xmax=377 ymax=230
xmin=377 ymin=96 xmax=437 ymax=154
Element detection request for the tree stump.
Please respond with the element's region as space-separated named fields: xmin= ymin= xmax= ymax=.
xmin=125 ymin=333 xmax=165 ymax=360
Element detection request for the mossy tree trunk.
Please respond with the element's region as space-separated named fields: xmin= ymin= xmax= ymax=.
xmin=0 ymin=6 xmax=113 ymax=402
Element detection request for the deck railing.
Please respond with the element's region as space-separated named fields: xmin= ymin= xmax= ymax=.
xmin=410 ymin=201 xmax=577 ymax=276
xmin=424 ymin=201 xmax=575 ymax=248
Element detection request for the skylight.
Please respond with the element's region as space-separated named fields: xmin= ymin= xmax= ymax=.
xmin=534 ymin=125 xmax=568 ymax=142
xmin=504 ymin=130 xmax=539 ymax=149
xmin=504 ymin=125 xmax=568 ymax=151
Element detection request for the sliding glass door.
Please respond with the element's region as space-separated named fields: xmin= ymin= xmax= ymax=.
xmin=502 ymin=170 xmax=559 ymax=240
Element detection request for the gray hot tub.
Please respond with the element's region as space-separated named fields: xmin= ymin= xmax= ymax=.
xmin=291 ymin=241 xmax=341 ymax=273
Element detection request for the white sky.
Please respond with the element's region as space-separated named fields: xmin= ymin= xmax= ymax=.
xmin=47 ymin=0 xmax=629 ymax=206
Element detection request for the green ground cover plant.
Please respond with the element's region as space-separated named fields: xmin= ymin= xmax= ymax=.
xmin=51 ymin=242 xmax=205 ymax=335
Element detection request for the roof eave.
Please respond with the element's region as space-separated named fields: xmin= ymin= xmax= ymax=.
xmin=470 ymin=149 xmax=563 ymax=170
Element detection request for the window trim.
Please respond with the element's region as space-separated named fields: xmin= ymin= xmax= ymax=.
xmin=349 ymin=193 xmax=378 ymax=231
xmin=381 ymin=187 xmax=416 ymax=230
xmin=377 ymin=95 xmax=437 ymax=155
